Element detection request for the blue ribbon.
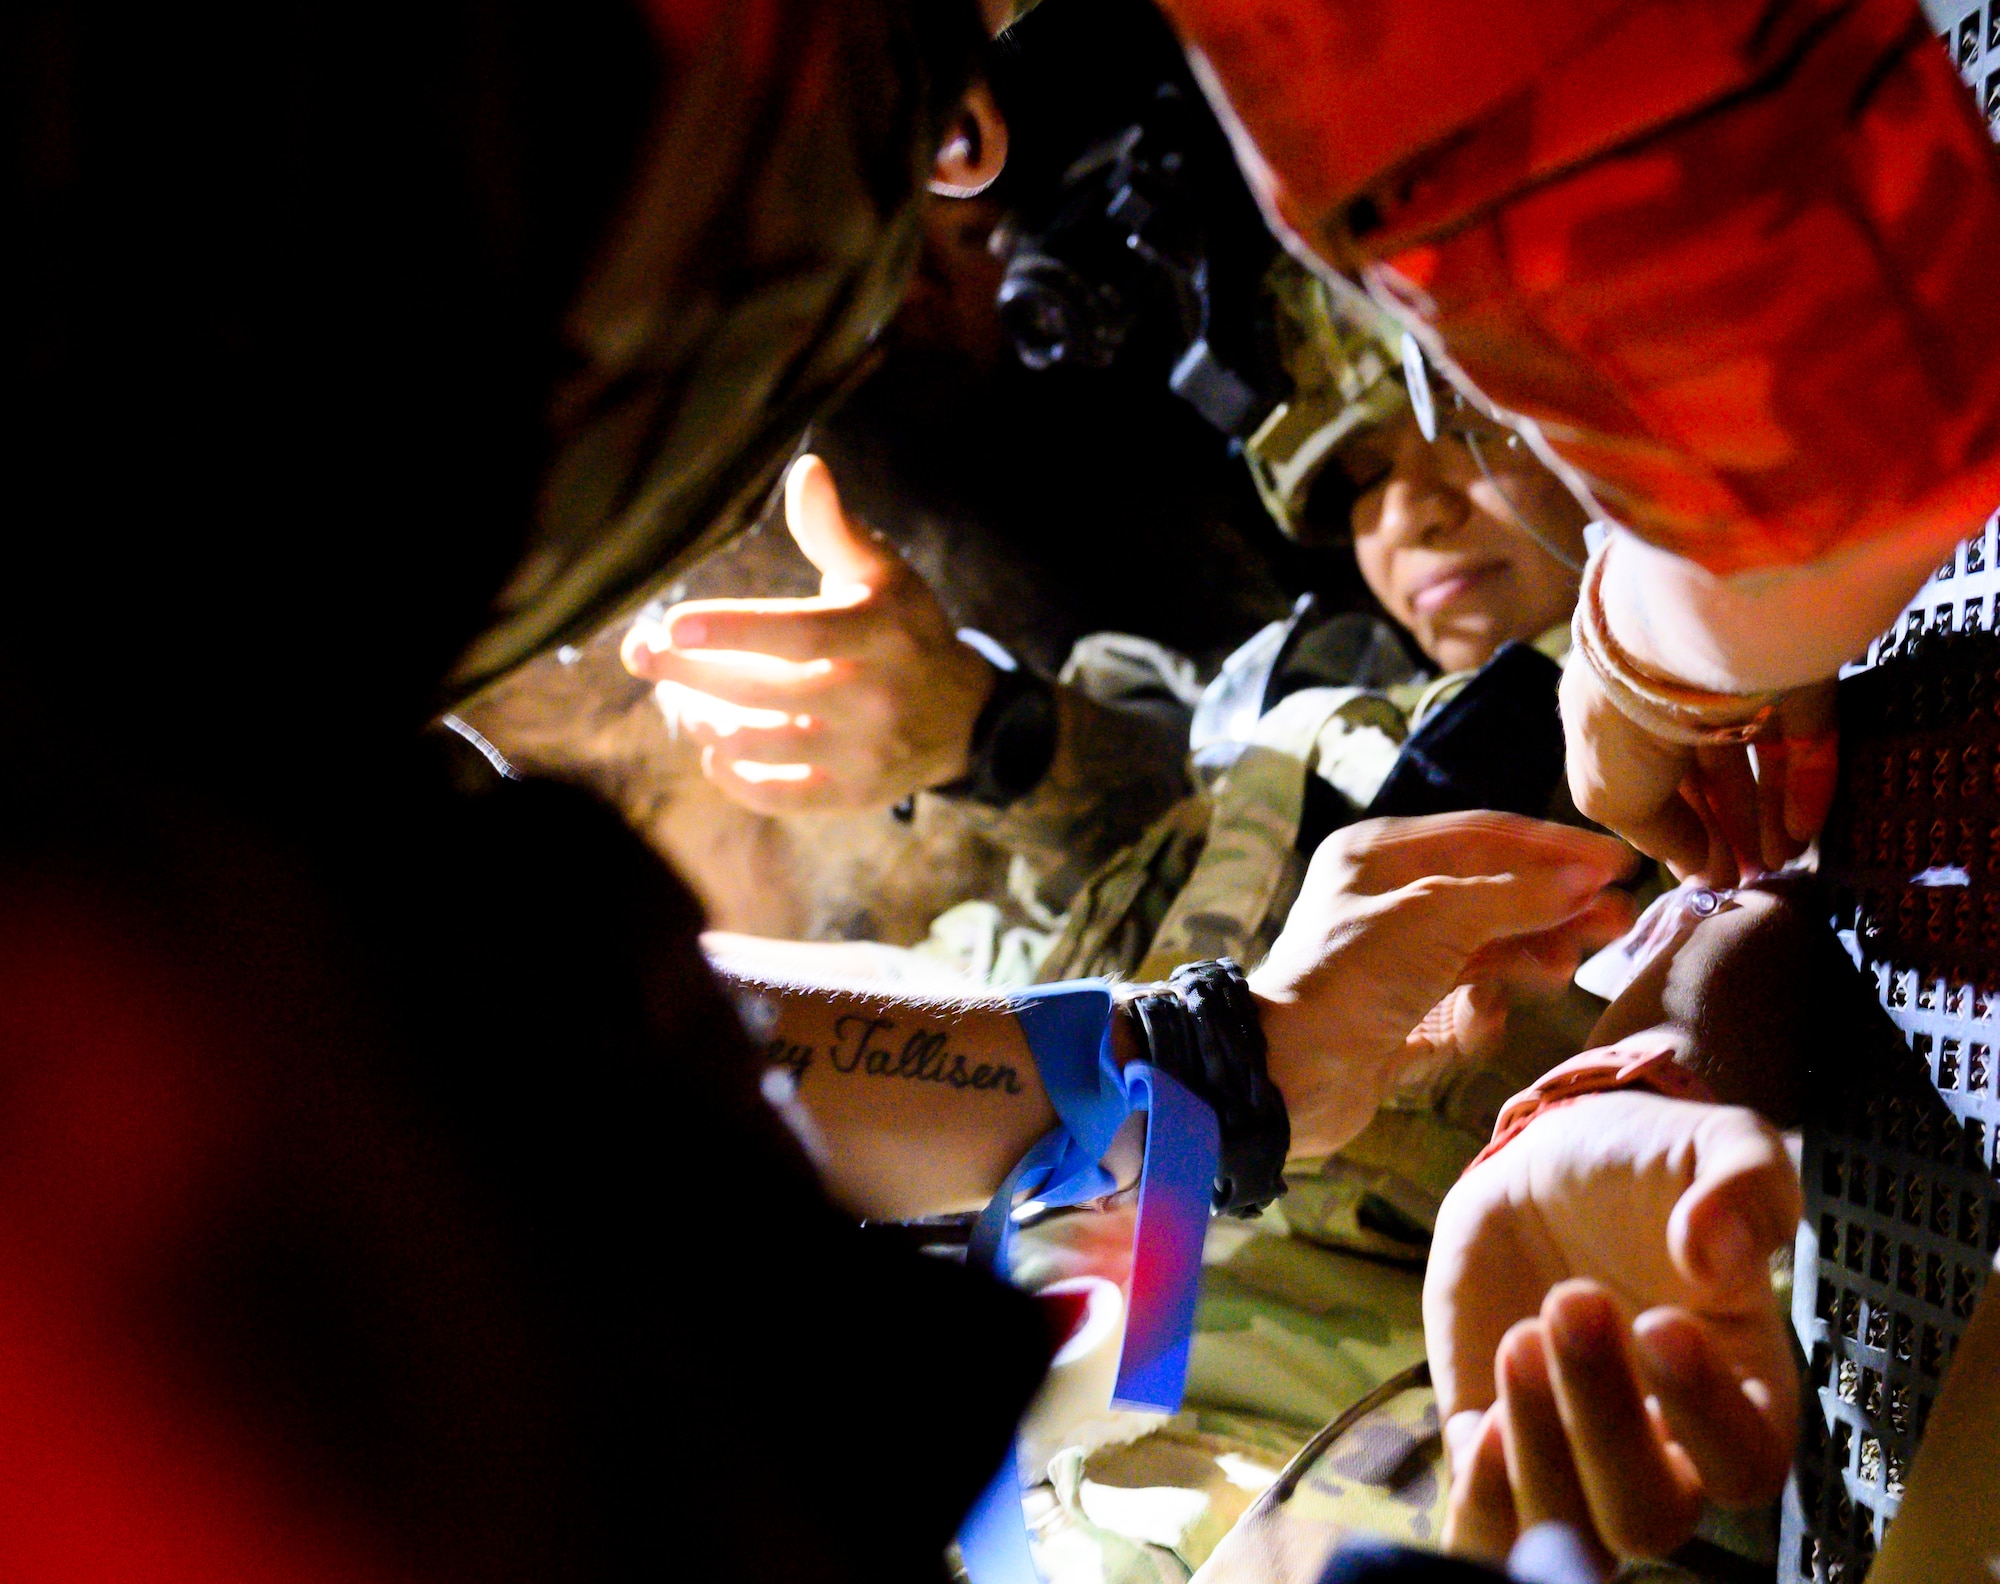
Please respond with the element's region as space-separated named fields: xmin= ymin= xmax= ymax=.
xmin=957 ymin=981 xmax=1220 ymax=1584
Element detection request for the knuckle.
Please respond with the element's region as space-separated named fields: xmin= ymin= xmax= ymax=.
xmin=850 ymin=687 xmax=896 ymax=731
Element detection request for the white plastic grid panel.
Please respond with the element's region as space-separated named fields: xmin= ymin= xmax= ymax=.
xmin=1922 ymin=0 xmax=2000 ymax=133
xmin=1784 ymin=31 xmax=2000 ymax=1577
xmin=1788 ymin=445 xmax=2000 ymax=1584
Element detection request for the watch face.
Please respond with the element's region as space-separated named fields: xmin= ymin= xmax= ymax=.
xmin=984 ymin=673 xmax=1060 ymax=804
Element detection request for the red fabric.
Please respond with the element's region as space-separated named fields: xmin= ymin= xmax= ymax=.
xmin=0 ymin=909 xmax=403 ymax=1584
xmin=1161 ymin=0 xmax=2000 ymax=577
xmin=1467 ymin=1042 xmax=1717 ymax=1172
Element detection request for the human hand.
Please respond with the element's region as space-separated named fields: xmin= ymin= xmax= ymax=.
xmin=621 ymin=454 xmax=996 ymax=813
xmin=1247 ymin=812 xmax=1637 ymax=1155
xmin=1424 ymin=1088 xmax=1801 ymax=1564
xmin=1560 ymin=650 xmax=1837 ymax=885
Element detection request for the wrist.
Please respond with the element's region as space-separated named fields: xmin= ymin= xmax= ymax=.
xmin=1575 ymin=537 xmax=1778 ymax=746
xmin=1119 ymin=961 xmax=1290 ymax=1216
xmin=1249 ymin=985 xmax=1392 ymax=1158
xmin=930 ymin=649 xmax=996 ymax=787
xmin=930 ymin=631 xmax=1057 ymax=807
xmin=1599 ymin=525 xmax=1930 ymax=695
xmin=1468 ymin=1039 xmax=1716 ymax=1174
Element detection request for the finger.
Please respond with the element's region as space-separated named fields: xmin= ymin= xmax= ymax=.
xmin=1463 ymin=891 xmax=1639 ymax=992
xmin=1541 ymin=1282 xmax=1703 ymax=1556
xmin=1632 ymin=1309 xmax=1797 ymax=1509
xmin=1454 ymin=980 xmax=1509 ymax=1057
xmin=699 ymin=745 xmax=840 ymax=814
xmin=1746 ymin=736 xmax=1800 ymax=874
xmin=1404 ymin=983 xmax=1509 ymax=1072
xmin=672 ymin=709 xmax=818 ymax=758
xmin=1389 ymin=866 xmax=1623 ymax=967
xmin=1560 ymin=659 xmax=1709 ymax=876
xmin=1326 ymin=812 xmax=1636 ymax=892
xmin=1675 ymin=777 xmax=1741 ymax=889
xmin=1495 ymin=1322 xmax=1607 ymax=1559
xmin=786 ymin=454 xmax=900 ymax=592
xmin=631 ymin=644 xmax=840 ymax=709
xmin=652 ymin=596 xmax=874 ymax=662
xmin=1444 ymin=1406 xmax=1518 ymax=1562
xmin=1669 ymin=1108 xmax=1802 ymax=1305
xmin=1690 ymin=746 xmax=1764 ymax=880
xmin=1780 ymin=727 xmax=1839 ymax=847
xmin=1625 ymin=787 xmax=1717 ymax=881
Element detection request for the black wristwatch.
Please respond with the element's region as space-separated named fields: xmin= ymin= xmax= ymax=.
xmin=1129 ymin=959 xmax=1290 ymax=1217
xmin=928 ymin=631 xmax=1059 ymax=809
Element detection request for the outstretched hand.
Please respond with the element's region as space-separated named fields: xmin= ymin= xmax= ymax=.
xmin=1247 ymin=812 xmax=1637 ymax=1156
xmin=621 ymin=454 xmax=996 ymax=813
xmin=1424 ymin=1087 xmax=1801 ymax=1565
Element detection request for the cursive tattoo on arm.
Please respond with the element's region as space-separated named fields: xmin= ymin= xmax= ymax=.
xmin=763 ymin=1013 xmax=1025 ymax=1096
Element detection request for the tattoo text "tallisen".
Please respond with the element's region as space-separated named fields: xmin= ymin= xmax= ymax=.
xmin=765 ymin=1014 xmax=1023 ymax=1096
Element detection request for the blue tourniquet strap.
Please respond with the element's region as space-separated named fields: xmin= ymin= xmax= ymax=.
xmin=958 ymin=1450 xmax=1041 ymax=1584
xmin=1113 ymin=1063 xmax=1218 ymax=1411
xmin=957 ymin=981 xmax=1220 ymax=1584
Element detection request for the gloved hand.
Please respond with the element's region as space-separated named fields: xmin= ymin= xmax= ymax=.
xmin=621 ymin=454 xmax=996 ymax=813
xmin=1248 ymin=812 xmax=1636 ymax=1156
xmin=1423 ymin=1088 xmax=1801 ymax=1565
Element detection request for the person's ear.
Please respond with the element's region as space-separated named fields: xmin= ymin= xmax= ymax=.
xmin=929 ymin=78 xmax=1008 ymax=198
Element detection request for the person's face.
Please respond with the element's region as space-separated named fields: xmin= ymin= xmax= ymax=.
xmin=1347 ymin=408 xmax=1588 ymax=673
xmin=892 ymin=79 xmax=1013 ymax=370
xmin=891 ymin=192 xmax=1010 ymax=372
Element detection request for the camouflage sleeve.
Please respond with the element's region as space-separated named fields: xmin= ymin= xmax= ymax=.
xmin=942 ymin=678 xmax=1197 ymax=916
xmin=446 ymin=0 xmax=980 ymax=704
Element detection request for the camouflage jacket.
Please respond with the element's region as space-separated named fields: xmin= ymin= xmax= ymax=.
xmin=447 ymin=1 xmax=978 ymax=705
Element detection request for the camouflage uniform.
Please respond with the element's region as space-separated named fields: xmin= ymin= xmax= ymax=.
xmin=446 ymin=1 xmax=980 ymax=706
xmin=1242 ymin=259 xmax=1410 ymax=544
xmin=925 ymin=291 xmax=1608 ymax=1583
xmin=970 ymin=613 xmax=1616 ymax=1584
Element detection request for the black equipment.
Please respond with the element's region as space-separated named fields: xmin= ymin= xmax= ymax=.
xmin=1364 ymin=642 xmax=1568 ymax=823
xmin=988 ymin=0 xmax=1285 ymax=438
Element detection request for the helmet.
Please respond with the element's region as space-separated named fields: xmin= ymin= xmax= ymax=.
xmin=1243 ymin=259 xmax=1410 ymax=544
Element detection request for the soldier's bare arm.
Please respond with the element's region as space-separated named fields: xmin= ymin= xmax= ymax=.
xmin=716 ymin=812 xmax=1633 ymax=1217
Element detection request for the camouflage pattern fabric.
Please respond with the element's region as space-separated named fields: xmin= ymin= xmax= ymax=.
xmin=946 ymin=639 xmax=1205 ymax=922
xmin=1190 ymin=1367 xmax=1445 ymax=1584
xmin=1131 ymin=687 xmax=1409 ymax=981
xmin=1036 ymin=676 xmax=1414 ymax=984
xmin=980 ymin=620 xmax=1637 ymax=1584
xmin=1010 ymin=1205 xmax=1441 ymax=1583
xmin=1245 ymin=257 xmax=1410 ymax=543
xmin=1160 ymin=0 xmax=2000 ymax=582
xmin=447 ymin=0 xmax=977 ymax=703
xmin=1036 ymin=624 xmax=1571 ymax=991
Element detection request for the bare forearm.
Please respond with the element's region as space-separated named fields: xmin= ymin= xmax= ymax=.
xmin=1603 ymin=527 xmax=1944 ymax=694
xmin=721 ymin=968 xmax=1060 ymax=1219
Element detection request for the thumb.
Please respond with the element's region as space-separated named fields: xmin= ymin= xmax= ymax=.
xmin=1668 ymin=1107 xmax=1801 ymax=1305
xmin=785 ymin=454 xmax=898 ymax=596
